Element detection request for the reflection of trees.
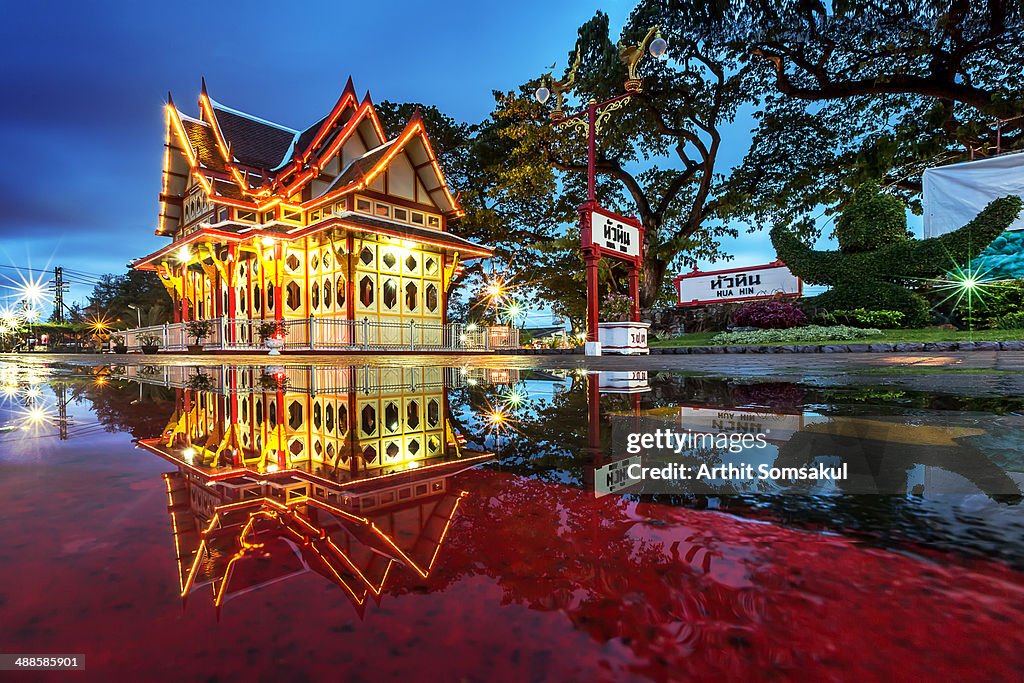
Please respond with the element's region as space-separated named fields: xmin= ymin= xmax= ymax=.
xmin=85 ymin=380 xmax=176 ymax=440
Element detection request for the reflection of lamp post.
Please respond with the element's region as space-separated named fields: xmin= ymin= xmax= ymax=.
xmin=536 ymin=27 xmax=667 ymax=352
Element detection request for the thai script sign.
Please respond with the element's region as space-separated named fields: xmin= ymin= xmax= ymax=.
xmin=674 ymin=261 xmax=801 ymax=307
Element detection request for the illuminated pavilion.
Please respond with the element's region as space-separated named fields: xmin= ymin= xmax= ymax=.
xmin=130 ymin=78 xmax=493 ymax=349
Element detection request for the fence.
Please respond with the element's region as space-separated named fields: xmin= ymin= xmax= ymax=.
xmin=118 ymin=317 xmax=519 ymax=353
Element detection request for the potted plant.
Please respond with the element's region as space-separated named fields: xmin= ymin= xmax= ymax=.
xmin=138 ymin=333 xmax=161 ymax=355
xmin=185 ymin=320 xmax=214 ymax=353
xmin=185 ymin=372 xmax=214 ymax=390
xmin=258 ymin=320 xmax=287 ymax=355
xmin=111 ymin=334 xmax=127 ymax=354
xmin=597 ymin=293 xmax=650 ymax=355
xmin=258 ymin=369 xmax=288 ymax=391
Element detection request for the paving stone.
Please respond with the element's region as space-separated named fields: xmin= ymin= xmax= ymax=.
xmin=956 ymin=342 xmax=976 ymax=351
xmin=845 ymin=344 xmax=871 ymax=352
xmin=973 ymin=341 xmax=1000 ymax=351
xmin=894 ymin=343 xmax=925 ymax=352
xmin=923 ymin=342 xmax=957 ymax=351
xmin=868 ymin=343 xmax=894 ymax=352
xmin=1000 ymin=341 xmax=1024 ymax=350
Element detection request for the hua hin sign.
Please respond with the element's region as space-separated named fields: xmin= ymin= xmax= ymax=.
xmin=585 ymin=206 xmax=643 ymax=263
xmin=674 ymin=261 xmax=801 ymax=307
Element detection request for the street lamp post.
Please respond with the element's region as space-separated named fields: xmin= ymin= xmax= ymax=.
xmin=536 ymin=27 xmax=667 ymax=354
xmin=127 ymin=304 xmax=141 ymax=328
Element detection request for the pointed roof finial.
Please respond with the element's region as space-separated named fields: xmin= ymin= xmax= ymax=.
xmin=343 ymin=75 xmax=355 ymax=96
xmin=167 ymin=91 xmax=174 ymax=107
xmin=201 ymin=76 xmax=209 ymax=96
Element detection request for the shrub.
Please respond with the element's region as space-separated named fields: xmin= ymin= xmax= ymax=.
xmin=185 ymin=319 xmax=214 ymax=344
xmin=732 ymin=301 xmax=807 ymax=329
xmin=817 ymin=308 xmax=905 ymax=329
xmin=600 ymin=293 xmax=633 ymax=322
xmin=995 ymin=311 xmax=1024 ymax=330
xmin=138 ymin=333 xmax=161 ymax=347
xmin=258 ymin=320 xmax=286 ymax=341
xmin=711 ymin=325 xmax=883 ymax=345
xmin=834 ymin=181 xmax=909 ymax=253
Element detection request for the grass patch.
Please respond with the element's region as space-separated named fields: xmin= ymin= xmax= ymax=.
xmin=650 ymin=327 xmax=1024 ymax=348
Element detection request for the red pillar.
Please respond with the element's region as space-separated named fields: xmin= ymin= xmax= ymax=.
xmin=274 ymin=243 xmax=284 ymax=322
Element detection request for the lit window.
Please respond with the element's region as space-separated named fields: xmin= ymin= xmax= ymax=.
xmin=428 ymin=215 xmax=440 ymax=228
xmin=405 ymin=282 xmax=418 ymax=310
xmin=359 ymin=247 xmax=374 ymax=266
xmin=425 ymin=283 xmax=438 ymax=312
xmin=383 ymin=279 xmax=397 ymax=309
xmin=411 ymin=212 xmax=425 ymax=225
xmin=356 ymin=198 xmax=372 ymax=213
xmin=286 ymin=254 xmax=301 ymax=271
xmin=359 ymin=276 xmax=375 ymax=307
xmin=384 ymin=402 xmax=400 ymax=432
xmin=405 ymin=254 xmax=418 ymax=272
xmin=407 ymin=401 xmax=420 ymax=429
xmin=323 ymin=280 xmax=332 ymax=308
xmin=375 ymin=203 xmax=390 ymax=218
xmin=336 ymin=277 xmax=347 ymax=308
xmin=427 ymin=399 xmax=440 ymax=427
xmin=361 ymin=404 xmax=376 ymax=435
xmin=286 ymin=281 xmax=302 ymax=310
xmin=382 ymin=251 xmax=397 ymax=269
xmin=394 ymin=207 xmax=408 ymax=222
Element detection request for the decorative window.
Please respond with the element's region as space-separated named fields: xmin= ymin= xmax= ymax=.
xmin=407 ymin=400 xmax=420 ymax=429
xmin=383 ymin=279 xmax=398 ymax=309
xmin=363 ymin=445 xmax=377 ymax=463
xmin=384 ymin=402 xmax=400 ymax=433
xmin=254 ymin=285 xmax=262 ymax=312
xmin=323 ymin=280 xmax=333 ymax=308
xmin=411 ymin=212 xmax=425 ymax=225
xmin=408 ymin=439 xmax=420 ymax=456
xmin=282 ymin=208 xmax=302 ymax=222
xmin=425 ymin=283 xmax=438 ymax=312
xmin=237 ymin=210 xmax=257 ymax=222
xmin=393 ymin=207 xmax=408 ymax=222
xmin=322 ymin=251 xmax=332 ymax=269
xmin=386 ymin=441 xmax=400 ymax=458
xmin=326 ymin=404 xmax=335 ymax=432
xmin=428 ymin=215 xmax=440 ymax=228
xmin=288 ymin=401 xmax=303 ymax=430
xmin=375 ymin=203 xmax=390 ymax=218
xmin=404 ymin=254 xmax=418 ymax=273
xmin=359 ymin=246 xmax=374 ymax=266
xmin=267 ymin=285 xmax=275 ymax=311
xmin=336 ymin=277 xmax=347 ymax=308
xmin=381 ymin=250 xmax=397 ymax=270
xmin=427 ymin=399 xmax=440 ymax=427
xmin=286 ymin=281 xmax=302 ymax=310
xmin=356 ymin=198 xmax=372 ymax=213
xmin=313 ymin=402 xmax=322 ymax=430
xmin=424 ymin=256 xmax=439 ymax=275
xmin=309 ymin=252 xmax=320 ymax=272
xmin=311 ymin=282 xmax=320 ymax=310
xmin=337 ymin=404 xmax=348 ymax=434
xmin=334 ymin=201 xmax=347 ymax=214
xmin=405 ymin=282 xmax=418 ymax=311
xmin=359 ymin=276 xmax=375 ymax=307
xmin=361 ymin=404 xmax=376 ymax=435
xmin=263 ymin=210 xmax=277 ymax=223
xmin=286 ymin=254 xmax=301 ymax=272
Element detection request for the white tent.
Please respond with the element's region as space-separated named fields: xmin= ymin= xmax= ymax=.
xmin=922 ymin=151 xmax=1024 ymax=237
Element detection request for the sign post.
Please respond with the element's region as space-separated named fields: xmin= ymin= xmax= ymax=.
xmin=674 ymin=261 xmax=802 ymax=307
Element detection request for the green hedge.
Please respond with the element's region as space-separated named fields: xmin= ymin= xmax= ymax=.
xmin=772 ymin=185 xmax=1022 ymax=328
xmin=711 ymin=325 xmax=883 ymax=345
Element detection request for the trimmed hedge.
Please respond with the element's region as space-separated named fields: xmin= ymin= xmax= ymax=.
xmin=711 ymin=325 xmax=883 ymax=345
xmin=772 ymin=186 xmax=1022 ymax=328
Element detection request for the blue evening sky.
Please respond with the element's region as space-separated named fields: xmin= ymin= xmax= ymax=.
xmin=0 ymin=0 xmax=863 ymax=318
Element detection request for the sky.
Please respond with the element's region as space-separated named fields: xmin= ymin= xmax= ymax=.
xmin=0 ymin=0 xmax=844 ymax=321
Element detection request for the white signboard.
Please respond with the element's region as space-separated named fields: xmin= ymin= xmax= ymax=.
xmin=674 ymin=263 xmax=801 ymax=307
xmin=598 ymin=371 xmax=650 ymax=394
xmin=678 ymin=406 xmax=826 ymax=443
xmin=923 ymin=151 xmax=1024 ymax=237
xmin=594 ymin=456 xmax=643 ymax=497
xmin=590 ymin=211 xmax=641 ymax=260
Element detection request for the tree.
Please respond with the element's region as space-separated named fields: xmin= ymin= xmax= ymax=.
xmin=84 ymin=270 xmax=171 ymax=329
xmin=687 ymin=0 xmax=1024 ymax=236
xmin=488 ymin=5 xmax=749 ymax=313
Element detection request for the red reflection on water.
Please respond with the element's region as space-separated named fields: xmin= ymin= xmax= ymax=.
xmin=1 ymin=458 xmax=1023 ymax=680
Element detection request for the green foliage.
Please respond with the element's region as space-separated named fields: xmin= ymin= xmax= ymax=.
xmin=86 ymin=270 xmax=171 ymax=328
xmin=996 ymin=312 xmax=1024 ymax=330
xmin=257 ymin=320 xmax=286 ymax=341
xmin=774 ymin=194 xmax=1023 ymax=327
xmin=834 ymin=182 xmax=908 ymax=253
xmin=138 ymin=333 xmax=160 ymax=347
xmin=704 ymin=1 xmax=1024 ymax=238
xmin=817 ymin=308 xmax=905 ymax=329
xmin=185 ymin=319 xmax=213 ymax=344
xmin=711 ymin=325 xmax=883 ymax=345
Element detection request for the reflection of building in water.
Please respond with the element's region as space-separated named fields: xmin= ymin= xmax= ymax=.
xmin=163 ymin=460 xmax=477 ymax=614
xmin=131 ymin=364 xmax=492 ymax=612
xmin=134 ymin=365 xmax=474 ymax=482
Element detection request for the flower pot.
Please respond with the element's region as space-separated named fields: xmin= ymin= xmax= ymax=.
xmin=265 ymin=337 xmax=285 ymax=356
xmin=597 ymin=321 xmax=650 ymax=355
xmin=112 ymin=345 xmax=127 ymax=354
xmin=141 ymin=345 xmax=159 ymax=355
xmin=187 ymin=344 xmax=203 ymax=353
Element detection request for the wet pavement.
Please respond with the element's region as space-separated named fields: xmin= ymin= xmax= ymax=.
xmin=1 ymin=355 xmax=1023 ymax=681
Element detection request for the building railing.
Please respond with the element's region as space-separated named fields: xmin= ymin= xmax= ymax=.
xmin=118 ymin=317 xmax=519 ymax=353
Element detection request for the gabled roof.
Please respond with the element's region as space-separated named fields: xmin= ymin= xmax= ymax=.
xmin=207 ymin=100 xmax=297 ymax=170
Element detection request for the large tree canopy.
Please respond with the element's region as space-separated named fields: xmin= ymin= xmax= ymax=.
xmin=688 ymin=0 xmax=1024 ymax=236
